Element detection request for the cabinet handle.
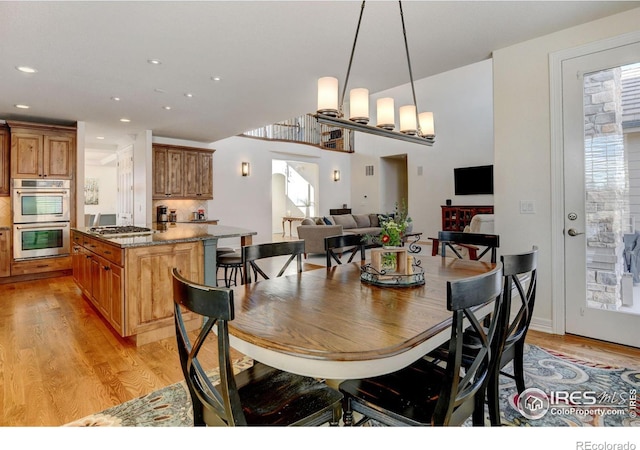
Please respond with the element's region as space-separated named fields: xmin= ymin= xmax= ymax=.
xmin=36 ymin=264 xmax=49 ymax=268
xmin=104 ymin=250 xmax=111 ymax=255
xmin=103 ymin=266 xmax=110 ymax=271
xmin=86 ymin=255 xmax=92 ymax=259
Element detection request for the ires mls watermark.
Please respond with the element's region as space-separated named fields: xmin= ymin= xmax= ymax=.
xmin=515 ymin=387 xmax=637 ymax=420
xmin=576 ymin=443 xmax=636 ymax=450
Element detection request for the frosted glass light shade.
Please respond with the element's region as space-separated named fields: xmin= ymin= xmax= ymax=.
xmin=399 ymin=105 xmax=418 ymax=135
xmin=349 ymin=88 xmax=369 ymax=124
xmin=317 ymin=77 xmax=339 ymax=116
xmin=376 ymin=97 xmax=395 ymax=130
xmin=418 ymin=112 xmax=435 ymax=137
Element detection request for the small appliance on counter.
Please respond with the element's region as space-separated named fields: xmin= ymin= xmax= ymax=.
xmin=198 ymin=209 xmax=206 ymax=220
xmin=168 ymin=209 xmax=177 ymax=223
xmin=156 ymin=205 xmax=168 ymax=223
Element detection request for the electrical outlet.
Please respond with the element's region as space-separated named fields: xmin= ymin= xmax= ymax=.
xmin=520 ymin=200 xmax=535 ymax=214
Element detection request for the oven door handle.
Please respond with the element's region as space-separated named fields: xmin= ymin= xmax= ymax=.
xmin=15 ymin=190 xmax=69 ymax=195
xmin=15 ymin=223 xmax=69 ymax=230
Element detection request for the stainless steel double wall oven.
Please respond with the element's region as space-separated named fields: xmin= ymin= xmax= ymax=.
xmin=12 ymin=179 xmax=71 ymax=260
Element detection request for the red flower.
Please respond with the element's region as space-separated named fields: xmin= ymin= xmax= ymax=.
xmin=382 ymin=234 xmax=390 ymax=243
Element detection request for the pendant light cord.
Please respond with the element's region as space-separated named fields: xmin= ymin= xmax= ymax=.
xmin=339 ymin=1 xmax=366 ymax=115
xmin=398 ymin=1 xmax=422 ymax=132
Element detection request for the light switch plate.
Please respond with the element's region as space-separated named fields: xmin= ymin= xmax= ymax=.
xmin=520 ymin=200 xmax=536 ymax=214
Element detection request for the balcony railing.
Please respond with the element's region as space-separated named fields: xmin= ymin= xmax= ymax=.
xmin=240 ymin=114 xmax=354 ymax=153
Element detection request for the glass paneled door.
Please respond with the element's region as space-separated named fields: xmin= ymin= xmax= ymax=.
xmin=563 ymin=42 xmax=640 ymax=347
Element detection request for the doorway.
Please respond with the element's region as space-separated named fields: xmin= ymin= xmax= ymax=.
xmin=562 ymin=41 xmax=640 ymax=347
xmin=271 ymin=160 xmax=319 ymax=237
xmin=380 ymin=154 xmax=408 ymax=214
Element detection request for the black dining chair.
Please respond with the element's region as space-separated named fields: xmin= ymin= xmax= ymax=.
xmin=324 ymin=234 xmax=366 ymax=267
xmin=241 ymin=241 xmax=305 ymax=284
xmin=485 ymin=246 xmax=538 ymax=425
xmin=339 ymin=264 xmax=504 ymax=426
xmin=438 ymin=230 xmax=500 ymax=263
xmin=171 ymin=268 xmax=343 ymax=426
xmin=429 ymin=246 xmax=538 ymax=426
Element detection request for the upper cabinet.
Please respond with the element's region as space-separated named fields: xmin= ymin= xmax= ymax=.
xmin=0 ymin=125 xmax=9 ymax=195
xmin=152 ymin=144 xmax=214 ymax=200
xmin=8 ymin=121 xmax=76 ymax=179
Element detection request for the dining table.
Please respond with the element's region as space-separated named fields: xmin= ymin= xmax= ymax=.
xmin=227 ymin=255 xmax=498 ymax=380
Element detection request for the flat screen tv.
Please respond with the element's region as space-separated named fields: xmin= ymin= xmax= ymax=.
xmin=454 ymin=165 xmax=493 ymax=195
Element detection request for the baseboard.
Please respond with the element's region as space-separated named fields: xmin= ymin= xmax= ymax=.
xmin=529 ymin=317 xmax=554 ymax=334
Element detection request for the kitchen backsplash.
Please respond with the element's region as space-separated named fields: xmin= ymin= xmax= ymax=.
xmin=0 ymin=197 xmax=10 ymax=227
xmin=152 ymin=199 xmax=209 ymax=222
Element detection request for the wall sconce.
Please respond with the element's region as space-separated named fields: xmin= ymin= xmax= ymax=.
xmin=241 ymin=162 xmax=250 ymax=177
xmin=333 ymin=170 xmax=340 ymax=182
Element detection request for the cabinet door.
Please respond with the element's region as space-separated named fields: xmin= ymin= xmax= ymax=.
xmin=152 ymin=146 xmax=168 ymax=198
xmin=0 ymin=230 xmax=10 ymax=277
xmin=0 ymin=127 xmax=9 ymax=195
xmin=183 ymin=151 xmax=199 ymax=197
xmin=43 ymin=134 xmax=74 ymax=178
xmin=109 ymin=264 xmax=123 ymax=333
xmin=199 ymin=151 xmax=213 ymax=199
xmin=166 ymin=149 xmax=183 ymax=197
xmin=11 ymin=132 xmax=43 ymax=178
xmin=72 ymin=244 xmax=82 ymax=284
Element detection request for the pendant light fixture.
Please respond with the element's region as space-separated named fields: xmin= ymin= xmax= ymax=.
xmin=315 ymin=1 xmax=435 ymax=146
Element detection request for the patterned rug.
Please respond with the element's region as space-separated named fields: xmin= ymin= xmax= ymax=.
xmin=64 ymin=345 xmax=639 ymax=427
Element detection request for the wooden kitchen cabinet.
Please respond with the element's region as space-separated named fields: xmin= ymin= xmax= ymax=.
xmin=183 ymin=150 xmax=213 ymax=198
xmin=0 ymin=229 xmax=10 ymax=277
xmin=152 ymin=145 xmax=184 ymax=198
xmin=152 ymin=144 xmax=214 ymax=200
xmin=0 ymin=125 xmax=9 ymax=195
xmin=71 ymin=231 xmax=124 ymax=334
xmin=8 ymin=121 xmax=76 ymax=179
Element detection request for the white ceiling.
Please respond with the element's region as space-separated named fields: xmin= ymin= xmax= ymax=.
xmin=1 ymin=1 xmax=638 ymax=152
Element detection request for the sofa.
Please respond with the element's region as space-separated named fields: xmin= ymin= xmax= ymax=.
xmin=297 ymin=213 xmax=383 ymax=256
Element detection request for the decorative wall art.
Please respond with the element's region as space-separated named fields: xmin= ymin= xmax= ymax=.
xmin=85 ymin=178 xmax=99 ymax=205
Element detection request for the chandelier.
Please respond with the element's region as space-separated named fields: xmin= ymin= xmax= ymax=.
xmin=315 ymin=1 xmax=435 ymax=146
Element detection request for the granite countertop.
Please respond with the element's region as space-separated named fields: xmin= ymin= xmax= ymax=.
xmin=71 ymin=223 xmax=256 ymax=249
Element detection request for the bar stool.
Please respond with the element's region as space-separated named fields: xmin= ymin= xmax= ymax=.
xmin=217 ymin=249 xmax=243 ymax=287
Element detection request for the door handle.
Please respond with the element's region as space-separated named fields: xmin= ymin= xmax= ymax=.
xmin=567 ymin=228 xmax=584 ymax=236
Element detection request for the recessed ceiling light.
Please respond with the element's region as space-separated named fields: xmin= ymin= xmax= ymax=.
xmin=15 ymin=104 xmax=30 ymax=109
xmin=211 ymin=76 xmax=221 ymax=82
xmin=120 ymin=118 xmax=131 ymax=123
xmin=184 ymin=93 xmax=194 ymax=98
xmin=147 ymin=59 xmax=162 ymax=65
xmin=154 ymin=88 xmax=166 ymax=93
xmin=96 ymin=136 xmax=105 ymax=140
xmin=111 ymin=96 xmax=121 ymax=101
xmin=16 ymin=66 xmax=37 ymax=74
xmin=162 ymin=106 xmax=172 ymax=110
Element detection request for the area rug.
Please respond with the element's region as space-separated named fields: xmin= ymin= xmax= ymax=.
xmin=64 ymin=345 xmax=639 ymax=427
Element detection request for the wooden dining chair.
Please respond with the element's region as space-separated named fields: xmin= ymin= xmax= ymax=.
xmin=429 ymin=246 xmax=538 ymax=425
xmin=485 ymin=246 xmax=538 ymax=425
xmin=324 ymin=234 xmax=366 ymax=267
xmin=171 ymin=268 xmax=343 ymax=426
xmin=241 ymin=241 xmax=305 ymax=284
xmin=339 ymin=264 xmax=504 ymax=426
xmin=438 ymin=230 xmax=500 ymax=263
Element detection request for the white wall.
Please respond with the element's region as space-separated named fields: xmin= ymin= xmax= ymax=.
xmin=84 ymin=164 xmax=117 ymax=214
xmin=209 ymin=136 xmax=351 ymax=246
xmin=352 ymin=59 xmax=495 ymax=238
xmin=493 ymin=7 xmax=640 ymax=331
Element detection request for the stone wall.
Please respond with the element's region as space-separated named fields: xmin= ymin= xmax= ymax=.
xmin=583 ymin=68 xmax=625 ymax=310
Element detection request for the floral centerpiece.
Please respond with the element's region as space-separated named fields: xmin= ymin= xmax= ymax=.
xmin=379 ymin=200 xmax=412 ymax=248
xmin=378 ymin=200 xmax=412 ymax=270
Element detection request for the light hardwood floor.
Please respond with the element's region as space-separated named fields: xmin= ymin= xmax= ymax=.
xmin=0 ymin=274 xmax=638 ymax=426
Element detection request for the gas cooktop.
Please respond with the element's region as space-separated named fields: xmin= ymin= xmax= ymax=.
xmin=88 ymin=226 xmax=155 ymax=237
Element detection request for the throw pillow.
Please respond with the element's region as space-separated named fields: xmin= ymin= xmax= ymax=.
xmin=315 ymin=217 xmax=325 ymax=225
xmin=300 ymin=218 xmax=315 ymax=225
xmin=369 ymin=214 xmax=380 ymax=227
xmin=353 ymin=214 xmax=371 ymax=228
xmin=332 ymin=214 xmax=358 ymax=229
xmin=323 ymin=216 xmax=334 ymax=225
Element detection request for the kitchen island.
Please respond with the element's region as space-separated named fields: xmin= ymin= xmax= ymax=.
xmin=71 ymin=223 xmax=256 ymax=345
